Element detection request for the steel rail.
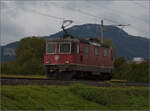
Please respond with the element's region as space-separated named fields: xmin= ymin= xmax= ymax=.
xmin=0 ymin=77 xmax=149 ymax=87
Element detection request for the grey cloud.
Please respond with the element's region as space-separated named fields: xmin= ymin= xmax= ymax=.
xmin=1 ymin=15 xmax=26 ymax=45
xmin=0 ymin=1 xmax=149 ymax=45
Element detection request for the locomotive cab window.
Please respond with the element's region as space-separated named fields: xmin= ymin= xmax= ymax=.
xmin=47 ymin=43 xmax=56 ymax=54
xmin=94 ymin=47 xmax=99 ymax=56
xmin=71 ymin=43 xmax=78 ymax=53
xmin=59 ymin=43 xmax=71 ymax=53
xmin=84 ymin=45 xmax=90 ymax=54
xmin=104 ymin=49 xmax=107 ymax=56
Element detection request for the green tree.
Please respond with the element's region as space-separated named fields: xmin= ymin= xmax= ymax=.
xmin=114 ymin=56 xmax=128 ymax=79
xmin=1 ymin=36 xmax=45 ymax=75
xmin=114 ymin=57 xmax=149 ymax=83
xmin=15 ymin=37 xmax=45 ymax=64
xmin=15 ymin=36 xmax=45 ymax=75
xmin=104 ymin=39 xmax=116 ymax=58
xmin=127 ymin=60 xmax=149 ymax=82
xmin=1 ymin=61 xmax=20 ymax=74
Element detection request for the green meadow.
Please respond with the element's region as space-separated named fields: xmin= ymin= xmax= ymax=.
xmin=1 ymin=84 xmax=149 ymax=110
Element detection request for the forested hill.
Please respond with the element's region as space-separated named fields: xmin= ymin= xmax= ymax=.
xmin=1 ymin=24 xmax=149 ymax=62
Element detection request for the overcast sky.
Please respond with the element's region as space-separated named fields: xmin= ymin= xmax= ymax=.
xmin=0 ymin=0 xmax=149 ymax=45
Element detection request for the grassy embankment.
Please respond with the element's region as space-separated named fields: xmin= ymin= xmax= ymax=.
xmin=0 ymin=74 xmax=46 ymax=79
xmin=1 ymin=84 xmax=149 ymax=110
xmin=0 ymin=74 xmax=128 ymax=82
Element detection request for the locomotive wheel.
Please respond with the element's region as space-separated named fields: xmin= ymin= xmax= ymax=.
xmin=45 ymin=66 xmax=58 ymax=79
xmin=45 ymin=67 xmax=51 ymax=79
xmin=99 ymin=73 xmax=112 ymax=80
xmin=56 ymin=71 xmax=76 ymax=80
xmin=46 ymin=71 xmax=57 ymax=79
xmin=107 ymin=75 xmax=112 ymax=80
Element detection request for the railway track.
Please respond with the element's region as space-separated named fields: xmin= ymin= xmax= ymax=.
xmin=0 ymin=77 xmax=149 ymax=87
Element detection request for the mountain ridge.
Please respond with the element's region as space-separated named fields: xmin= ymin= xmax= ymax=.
xmin=1 ymin=24 xmax=149 ymax=62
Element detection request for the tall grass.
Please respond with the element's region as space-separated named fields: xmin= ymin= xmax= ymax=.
xmin=1 ymin=85 xmax=104 ymax=110
xmin=1 ymin=84 xmax=149 ymax=110
xmin=69 ymin=84 xmax=149 ymax=110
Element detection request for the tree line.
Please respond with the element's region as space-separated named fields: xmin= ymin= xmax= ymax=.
xmin=1 ymin=37 xmax=149 ymax=82
xmin=114 ymin=56 xmax=149 ymax=82
xmin=1 ymin=37 xmax=45 ymax=75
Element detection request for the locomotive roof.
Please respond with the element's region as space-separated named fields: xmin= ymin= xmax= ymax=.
xmin=46 ymin=36 xmax=110 ymax=48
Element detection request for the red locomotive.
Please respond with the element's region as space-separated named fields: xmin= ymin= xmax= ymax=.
xmin=44 ymin=21 xmax=114 ymax=80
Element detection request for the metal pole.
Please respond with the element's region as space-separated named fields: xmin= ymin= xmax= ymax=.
xmin=101 ymin=20 xmax=104 ymax=43
xmin=100 ymin=20 xmax=129 ymax=44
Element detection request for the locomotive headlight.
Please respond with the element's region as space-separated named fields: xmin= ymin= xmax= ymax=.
xmin=65 ymin=61 xmax=69 ymax=64
xmin=46 ymin=61 xmax=50 ymax=64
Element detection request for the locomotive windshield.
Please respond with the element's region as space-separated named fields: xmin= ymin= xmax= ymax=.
xmin=46 ymin=42 xmax=78 ymax=54
xmin=47 ymin=43 xmax=56 ymax=54
xmin=60 ymin=43 xmax=71 ymax=53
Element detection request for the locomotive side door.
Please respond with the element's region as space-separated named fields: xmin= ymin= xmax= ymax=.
xmin=78 ymin=43 xmax=84 ymax=64
xmin=84 ymin=44 xmax=90 ymax=65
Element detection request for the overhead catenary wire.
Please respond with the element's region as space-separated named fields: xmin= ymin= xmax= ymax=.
xmin=25 ymin=8 xmax=64 ymax=20
xmin=0 ymin=4 xmax=63 ymax=22
xmin=50 ymin=2 xmax=120 ymax=25
xmin=88 ymin=1 xmax=148 ymax=36
xmin=131 ymin=1 xmax=149 ymax=9
xmin=2 ymin=2 xmax=128 ymax=25
xmin=26 ymin=6 xmax=148 ymax=37
xmin=90 ymin=1 xmax=148 ymax=23
xmin=2 ymin=1 xmax=148 ymax=37
xmin=49 ymin=2 xmax=131 ymax=38
xmin=50 ymin=1 xmax=148 ymax=35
